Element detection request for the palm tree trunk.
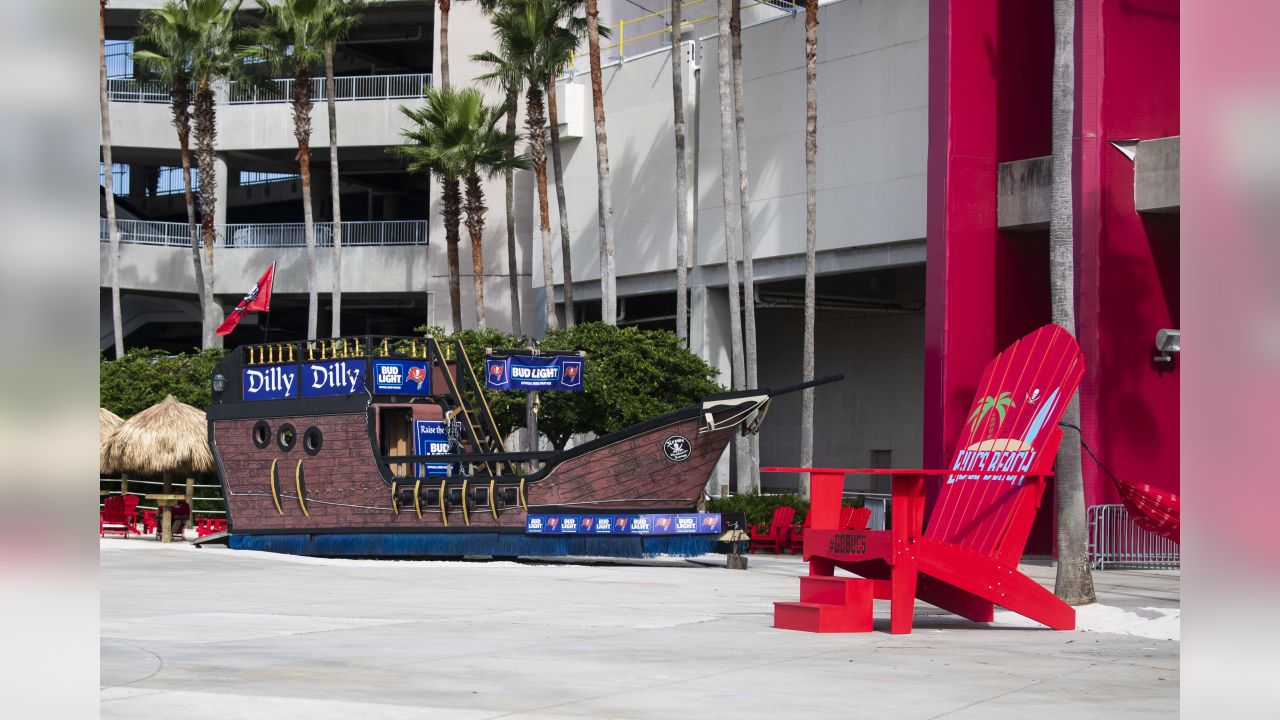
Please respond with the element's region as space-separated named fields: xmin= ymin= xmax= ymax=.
xmin=585 ymin=0 xmax=617 ymax=325
xmin=438 ymin=0 xmax=450 ymax=92
xmin=164 ymin=74 xmax=207 ymax=348
xmin=326 ymin=48 xmax=343 ymax=337
xmin=100 ymin=1 xmax=124 ymax=359
xmin=526 ymin=84 xmax=557 ymax=330
xmin=465 ymin=174 xmax=487 ymax=327
xmin=505 ymin=85 xmax=523 ymax=337
xmin=193 ymin=81 xmax=219 ymax=342
xmin=732 ymin=0 xmax=759 ymax=492
xmin=443 ymin=176 xmax=463 ymax=330
xmin=716 ymin=0 xmax=749 ymax=492
xmin=799 ymin=0 xmax=819 ymax=499
xmin=291 ymin=67 xmax=319 ymax=340
xmin=671 ymin=0 xmax=690 ymax=342
xmin=546 ymin=75 xmax=575 ymax=327
xmin=174 ymin=95 xmax=207 ymax=347
xmin=1051 ymin=0 xmax=1096 ymax=605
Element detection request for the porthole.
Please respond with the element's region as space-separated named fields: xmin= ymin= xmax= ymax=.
xmin=303 ymin=426 xmax=323 ymax=455
xmin=277 ymin=423 xmax=296 ymax=451
xmin=252 ymin=421 xmax=271 ymax=449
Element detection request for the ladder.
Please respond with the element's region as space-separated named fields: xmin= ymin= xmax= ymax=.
xmin=424 ymin=336 xmax=509 ymax=477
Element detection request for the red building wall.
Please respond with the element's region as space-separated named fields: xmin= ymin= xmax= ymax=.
xmin=925 ymin=0 xmax=1179 ymax=550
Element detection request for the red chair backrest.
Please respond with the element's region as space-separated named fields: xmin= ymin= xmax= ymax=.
xmin=841 ymin=506 xmax=871 ymax=530
xmin=102 ymin=495 xmax=126 ymax=520
xmin=925 ymin=325 xmax=1085 ymax=559
xmin=123 ymin=495 xmax=139 ymax=513
xmin=771 ymin=506 xmax=797 ymax=533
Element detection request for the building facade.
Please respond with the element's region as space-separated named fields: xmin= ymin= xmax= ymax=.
xmin=101 ymin=0 xmax=1179 ymax=552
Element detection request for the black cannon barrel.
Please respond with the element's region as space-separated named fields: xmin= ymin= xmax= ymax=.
xmin=769 ymin=374 xmax=845 ymax=398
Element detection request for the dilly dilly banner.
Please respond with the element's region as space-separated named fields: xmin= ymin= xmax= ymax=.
xmin=485 ymin=355 xmax=584 ymax=392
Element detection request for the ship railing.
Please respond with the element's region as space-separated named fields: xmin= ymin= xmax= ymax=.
xmin=241 ymin=335 xmax=451 ymax=366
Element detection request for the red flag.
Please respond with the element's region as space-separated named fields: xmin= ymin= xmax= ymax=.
xmin=216 ymin=263 xmax=275 ymax=336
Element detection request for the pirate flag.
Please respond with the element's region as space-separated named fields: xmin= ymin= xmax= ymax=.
xmin=216 ymin=263 xmax=275 ymax=336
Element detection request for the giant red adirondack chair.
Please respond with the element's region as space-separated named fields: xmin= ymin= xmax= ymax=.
xmin=768 ymin=324 xmax=1085 ymax=634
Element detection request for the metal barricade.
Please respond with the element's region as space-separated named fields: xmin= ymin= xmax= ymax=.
xmin=1088 ymin=503 xmax=1180 ymax=570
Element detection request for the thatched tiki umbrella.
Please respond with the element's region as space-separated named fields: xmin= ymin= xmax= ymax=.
xmin=100 ymin=396 xmax=213 ymax=542
xmin=100 ymin=407 xmax=126 ymax=497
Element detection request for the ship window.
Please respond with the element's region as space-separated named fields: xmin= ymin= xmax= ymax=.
xmin=277 ymin=424 xmax=296 ymax=451
xmin=303 ymin=427 xmax=323 ymax=455
xmin=253 ymin=421 xmax=271 ymax=449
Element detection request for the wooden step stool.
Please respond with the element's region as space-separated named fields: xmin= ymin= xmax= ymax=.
xmin=773 ymin=576 xmax=874 ymax=633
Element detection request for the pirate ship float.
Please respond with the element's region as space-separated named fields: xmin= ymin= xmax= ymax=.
xmin=207 ymin=335 xmax=837 ymax=558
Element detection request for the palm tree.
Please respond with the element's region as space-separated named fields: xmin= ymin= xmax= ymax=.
xmin=185 ymin=0 xmax=243 ymax=344
xmin=101 ymin=0 xmax=124 ymax=359
xmin=247 ymin=0 xmax=335 ymax=340
xmin=459 ymin=91 xmax=530 ymax=326
xmin=967 ymin=391 xmax=1016 ymax=436
xmin=475 ymin=0 xmax=584 ymax=331
xmin=394 ymin=90 xmax=469 ymax=330
xmin=475 ymin=50 xmax=526 ymax=336
xmin=670 ymin=0 xmax=689 ymax=342
xmin=544 ymin=0 xmax=599 ymax=328
xmin=584 ymin=0 xmax=617 ymax=324
xmin=731 ymin=0 xmax=759 ymax=492
xmin=715 ymin=0 xmax=749 ymax=491
xmin=798 ymin=0 xmax=818 ymax=499
xmin=317 ymin=0 xmax=367 ymax=338
xmin=1050 ymin=0 xmax=1096 ymax=606
xmin=133 ymin=0 xmax=209 ymax=348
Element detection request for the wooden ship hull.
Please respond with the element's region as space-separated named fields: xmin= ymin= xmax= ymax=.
xmin=207 ymin=337 xmax=784 ymax=558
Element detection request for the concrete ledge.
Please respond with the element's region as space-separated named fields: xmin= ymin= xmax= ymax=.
xmin=1135 ymin=136 xmax=1180 ymax=214
xmin=997 ymin=155 xmax=1051 ymax=231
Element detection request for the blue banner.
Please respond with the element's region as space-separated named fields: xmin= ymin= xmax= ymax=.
xmin=525 ymin=513 xmax=722 ymax=535
xmin=242 ymin=365 xmax=298 ymax=401
xmin=373 ymin=359 xmax=431 ymax=395
xmin=300 ymin=359 xmax=366 ymax=397
xmin=413 ymin=420 xmax=455 ymax=477
xmin=485 ymin=355 xmax=584 ymax=392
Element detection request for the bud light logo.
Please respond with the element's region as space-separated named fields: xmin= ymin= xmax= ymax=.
xmin=527 ymin=517 xmax=544 ymax=533
xmin=676 ymin=517 xmax=697 ymax=533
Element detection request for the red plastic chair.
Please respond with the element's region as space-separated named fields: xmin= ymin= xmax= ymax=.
xmin=749 ymin=506 xmax=796 ymax=554
xmin=196 ymin=518 xmax=228 ymax=537
xmin=789 ymin=506 xmax=872 ymax=553
xmin=123 ymin=495 xmax=141 ymax=534
xmin=99 ymin=496 xmax=132 ymax=538
xmin=140 ymin=510 xmax=158 ymax=536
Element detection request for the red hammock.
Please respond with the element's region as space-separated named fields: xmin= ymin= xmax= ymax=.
xmin=1113 ymin=479 xmax=1180 ymax=544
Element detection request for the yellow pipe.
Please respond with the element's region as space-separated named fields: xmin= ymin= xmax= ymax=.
xmin=413 ymin=479 xmax=423 ymax=520
xmin=269 ymin=459 xmax=282 ymax=515
xmin=439 ymin=479 xmax=448 ymax=526
xmin=295 ymin=460 xmax=310 ymax=517
xmin=391 ymin=481 xmax=399 ymax=515
xmin=489 ymin=479 xmax=498 ymax=520
xmin=461 ymin=479 xmax=470 ymax=526
xmin=518 ymin=478 xmax=527 ymax=511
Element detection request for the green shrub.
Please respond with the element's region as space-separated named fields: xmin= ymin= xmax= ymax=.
xmin=100 ymin=348 xmax=229 ymax=418
xmin=707 ymin=491 xmax=865 ymax=527
xmin=417 ymin=322 xmax=723 ymax=450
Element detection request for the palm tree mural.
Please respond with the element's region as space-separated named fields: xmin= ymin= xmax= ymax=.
xmin=247 ymin=0 xmax=338 ymax=340
xmin=966 ymin=391 xmax=1017 ymax=438
xmin=132 ymin=0 xmax=209 ymax=347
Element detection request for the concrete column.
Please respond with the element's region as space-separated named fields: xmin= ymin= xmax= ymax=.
xmin=690 ymin=285 xmax=732 ymax=496
xmin=213 ymin=153 xmax=229 ymax=228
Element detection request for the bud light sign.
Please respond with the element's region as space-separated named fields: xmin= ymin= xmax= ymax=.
xmin=524 ymin=513 xmax=721 ymax=535
xmin=373 ymin=359 xmax=431 ymax=395
xmin=413 ymin=420 xmax=455 ymax=477
xmin=485 ymin=355 xmax=584 ymax=392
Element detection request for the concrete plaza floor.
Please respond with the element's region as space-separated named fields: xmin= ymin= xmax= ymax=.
xmin=101 ymin=540 xmax=1179 ymax=719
